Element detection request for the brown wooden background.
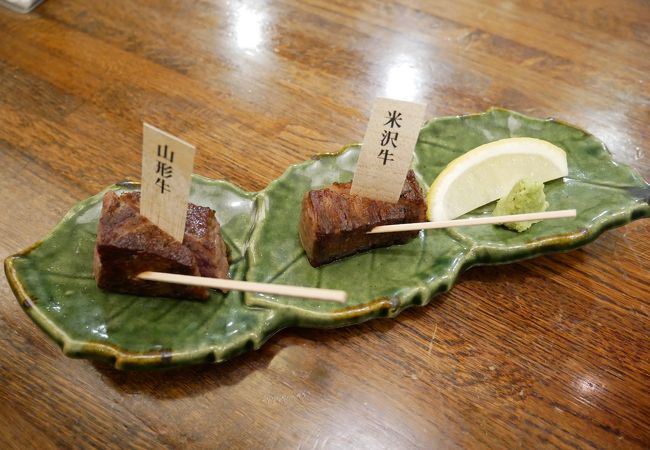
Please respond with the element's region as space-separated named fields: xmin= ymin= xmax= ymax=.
xmin=1 ymin=1 xmax=648 ymax=448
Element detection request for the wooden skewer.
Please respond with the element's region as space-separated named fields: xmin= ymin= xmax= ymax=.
xmin=368 ymin=209 xmax=577 ymax=234
xmin=137 ymin=271 xmax=347 ymax=304
xmin=138 ymin=210 xmax=575 ymax=301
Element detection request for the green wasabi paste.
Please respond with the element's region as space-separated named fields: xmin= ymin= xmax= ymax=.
xmin=493 ymin=178 xmax=549 ymax=232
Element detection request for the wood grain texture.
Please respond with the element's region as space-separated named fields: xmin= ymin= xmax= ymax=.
xmin=0 ymin=0 xmax=648 ymax=448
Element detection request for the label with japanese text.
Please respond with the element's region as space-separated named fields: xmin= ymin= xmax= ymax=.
xmin=350 ymin=98 xmax=426 ymax=203
xmin=140 ymin=123 xmax=196 ymax=241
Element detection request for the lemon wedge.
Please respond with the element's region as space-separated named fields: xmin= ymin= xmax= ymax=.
xmin=427 ymin=137 xmax=568 ymax=221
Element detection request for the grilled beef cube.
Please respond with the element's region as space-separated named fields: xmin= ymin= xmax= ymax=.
xmin=299 ymin=170 xmax=426 ymax=267
xmin=182 ymin=201 xmax=230 ymax=282
xmin=93 ymin=191 xmax=229 ymax=300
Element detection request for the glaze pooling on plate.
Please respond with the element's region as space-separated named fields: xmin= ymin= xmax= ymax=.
xmin=5 ymin=109 xmax=649 ymax=369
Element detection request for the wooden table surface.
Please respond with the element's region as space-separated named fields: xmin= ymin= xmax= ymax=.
xmin=1 ymin=1 xmax=649 ymax=448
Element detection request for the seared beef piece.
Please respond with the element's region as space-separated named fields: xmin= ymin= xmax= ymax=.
xmin=299 ymin=170 xmax=426 ymax=267
xmin=182 ymin=202 xmax=230 ymax=281
xmin=93 ymin=191 xmax=229 ymax=300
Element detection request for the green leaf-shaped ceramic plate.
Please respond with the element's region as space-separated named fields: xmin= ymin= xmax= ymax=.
xmin=5 ymin=109 xmax=649 ymax=369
